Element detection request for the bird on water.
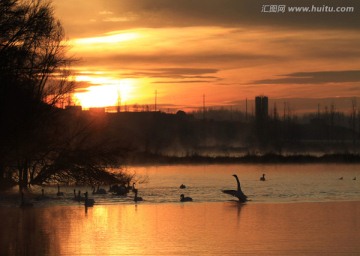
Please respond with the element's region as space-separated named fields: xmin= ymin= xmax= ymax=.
xmin=84 ymin=192 xmax=95 ymax=207
xmin=180 ymin=194 xmax=193 ymax=202
xmin=222 ymin=174 xmax=248 ymax=202
xmin=260 ymin=173 xmax=266 ymax=181
xmin=134 ymin=189 xmax=143 ymax=202
xmin=56 ymin=185 xmax=64 ymax=196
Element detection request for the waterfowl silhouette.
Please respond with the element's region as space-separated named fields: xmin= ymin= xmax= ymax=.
xmin=179 ymin=184 xmax=186 ymax=189
xmin=35 ymin=189 xmax=50 ymax=201
xmin=73 ymin=190 xmax=85 ymax=202
xmin=84 ymin=192 xmax=95 ymax=207
xmin=133 ymin=189 xmax=143 ymax=202
xmin=222 ymin=174 xmax=248 ymax=202
xmin=56 ymin=185 xmax=64 ymax=196
xmin=339 ymin=177 xmax=343 ymax=180
xmin=110 ymin=184 xmax=128 ymax=195
xmin=353 ymin=177 xmax=357 ymax=180
xmin=180 ymin=194 xmax=193 ymax=202
xmin=132 ymin=183 xmax=138 ymax=193
xmin=92 ymin=185 xmax=107 ymax=195
xmin=260 ymin=174 xmax=266 ymax=181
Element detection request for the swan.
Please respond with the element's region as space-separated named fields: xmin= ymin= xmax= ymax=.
xmin=133 ymin=189 xmax=143 ymax=202
xmin=222 ymin=174 xmax=248 ymax=202
xmin=132 ymin=183 xmax=137 ymax=193
xmin=57 ymin=185 xmax=64 ymax=196
xmin=179 ymin=184 xmax=186 ymax=189
xmin=260 ymin=174 xmax=266 ymax=181
xmin=20 ymin=191 xmax=34 ymax=208
xmin=180 ymin=194 xmax=193 ymax=202
xmin=84 ymin=192 xmax=95 ymax=207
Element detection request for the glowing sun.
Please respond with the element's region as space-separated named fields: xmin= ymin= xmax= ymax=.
xmin=74 ymin=78 xmax=135 ymax=108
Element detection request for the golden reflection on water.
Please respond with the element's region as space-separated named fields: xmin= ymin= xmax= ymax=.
xmin=0 ymin=202 xmax=359 ymax=255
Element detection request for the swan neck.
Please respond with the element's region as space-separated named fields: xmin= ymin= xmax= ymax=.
xmin=234 ymin=176 xmax=241 ymax=191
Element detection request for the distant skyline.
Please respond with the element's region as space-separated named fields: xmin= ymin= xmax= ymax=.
xmin=52 ymin=0 xmax=360 ymax=111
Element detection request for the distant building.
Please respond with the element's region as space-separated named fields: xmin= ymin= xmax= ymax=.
xmin=255 ymin=96 xmax=268 ymax=121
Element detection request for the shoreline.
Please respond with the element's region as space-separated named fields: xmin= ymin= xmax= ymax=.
xmin=125 ymin=152 xmax=360 ymax=165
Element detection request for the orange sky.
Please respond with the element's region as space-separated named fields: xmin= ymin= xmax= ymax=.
xmin=52 ymin=0 xmax=360 ymax=112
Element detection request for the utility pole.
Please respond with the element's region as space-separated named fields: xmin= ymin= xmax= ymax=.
xmin=117 ymin=89 xmax=121 ymax=113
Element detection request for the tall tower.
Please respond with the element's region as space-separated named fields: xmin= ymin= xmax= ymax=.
xmin=255 ymin=96 xmax=268 ymax=121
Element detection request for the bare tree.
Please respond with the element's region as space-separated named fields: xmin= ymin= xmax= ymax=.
xmin=0 ymin=0 xmax=78 ymax=189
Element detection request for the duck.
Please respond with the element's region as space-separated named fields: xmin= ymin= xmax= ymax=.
xmin=133 ymin=189 xmax=143 ymax=202
xmin=56 ymin=185 xmax=64 ymax=196
xmin=84 ymin=192 xmax=95 ymax=207
xmin=222 ymin=174 xmax=248 ymax=203
xmin=179 ymin=184 xmax=186 ymax=189
xmin=180 ymin=194 xmax=193 ymax=202
xmin=260 ymin=174 xmax=266 ymax=181
xmin=353 ymin=177 xmax=357 ymax=180
xmin=339 ymin=177 xmax=343 ymax=180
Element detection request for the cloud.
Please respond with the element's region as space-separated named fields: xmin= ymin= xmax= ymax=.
xmin=80 ymin=52 xmax=279 ymax=69
xmin=153 ymin=80 xmax=213 ymax=84
xmin=93 ymin=0 xmax=360 ymax=30
xmin=99 ymin=11 xmax=113 ymax=15
xmin=121 ymin=68 xmax=218 ymax=78
xmin=252 ymin=70 xmax=360 ymax=84
xmin=55 ymin=0 xmax=360 ymax=39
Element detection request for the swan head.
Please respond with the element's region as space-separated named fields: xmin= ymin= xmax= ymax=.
xmin=232 ymin=174 xmax=238 ymax=178
xmin=180 ymin=194 xmax=184 ymax=198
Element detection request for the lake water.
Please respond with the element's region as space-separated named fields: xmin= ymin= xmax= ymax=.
xmin=1 ymin=164 xmax=360 ymax=255
xmin=2 ymin=163 xmax=359 ymax=206
xmin=130 ymin=163 xmax=360 ymax=204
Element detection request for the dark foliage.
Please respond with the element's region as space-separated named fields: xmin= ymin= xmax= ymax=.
xmin=0 ymin=0 xmax=130 ymax=189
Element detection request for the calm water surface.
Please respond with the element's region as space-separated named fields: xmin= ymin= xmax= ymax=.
xmin=1 ymin=202 xmax=359 ymax=255
xmin=1 ymin=164 xmax=360 ymax=255
xmin=130 ymin=163 xmax=360 ymax=204
xmin=3 ymin=163 xmax=358 ymax=206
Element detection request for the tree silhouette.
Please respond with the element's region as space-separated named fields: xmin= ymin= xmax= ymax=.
xmin=0 ymin=0 xmax=75 ymax=189
xmin=0 ymin=0 xmax=131 ymax=190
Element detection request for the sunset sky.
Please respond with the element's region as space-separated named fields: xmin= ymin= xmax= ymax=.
xmin=52 ymin=0 xmax=360 ymax=112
